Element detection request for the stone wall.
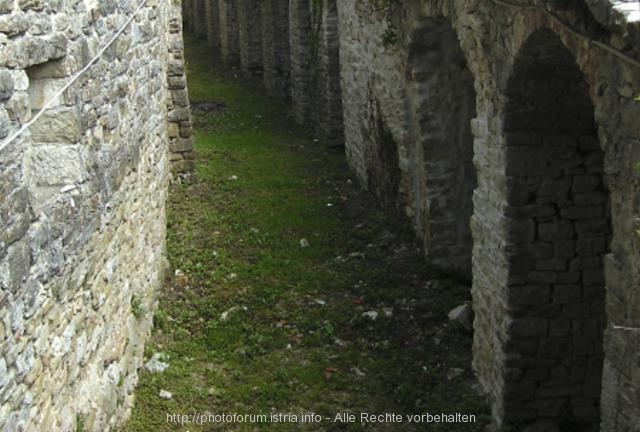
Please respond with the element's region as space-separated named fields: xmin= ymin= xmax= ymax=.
xmin=289 ymin=0 xmax=312 ymax=124
xmin=217 ymin=0 xmax=240 ymax=67
xmin=0 ymin=0 xmax=182 ymax=429
xmin=237 ymin=0 xmax=263 ymax=78
xmin=183 ymin=0 xmax=640 ymax=430
xmin=337 ymin=1 xmax=640 ymax=430
xmin=309 ymin=0 xmax=342 ymax=147
xmin=204 ymin=0 xmax=220 ymax=53
xmin=261 ymin=0 xmax=290 ymax=99
xmin=167 ymin=5 xmax=196 ymax=179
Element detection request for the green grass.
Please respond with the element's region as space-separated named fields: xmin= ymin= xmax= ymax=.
xmin=122 ymin=35 xmax=490 ymax=432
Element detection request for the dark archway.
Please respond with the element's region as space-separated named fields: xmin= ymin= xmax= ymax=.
xmin=406 ymin=18 xmax=477 ymax=276
xmin=502 ymin=28 xmax=609 ymax=430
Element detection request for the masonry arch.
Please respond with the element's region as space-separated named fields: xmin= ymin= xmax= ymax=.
xmin=501 ymin=27 xmax=609 ymax=429
xmin=406 ymin=17 xmax=477 ymax=276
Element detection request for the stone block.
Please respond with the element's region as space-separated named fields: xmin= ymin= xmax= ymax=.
xmin=553 ymin=284 xmax=581 ymax=304
xmin=539 ymin=177 xmax=570 ymax=198
xmin=560 ymin=205 xmax=604 ymax=220
xmin=506 ymin=204 xmax=555 ymax=219
xmin=0 ymin=0 xmax=12 ymax=13
xmin=167 ymin=121 xmax=179 ymax=138
xmin=569 ymin=256 xmax=600 ymax=270
xmin=507 ymin=218 xmax=535 ymax=243
xmin=504 ymin=379 xmax=537 ymax=401
xmin=549 ymin=365 xmax=569 ymax=381
xmin=535 ymin=258 xmax=567 ymax=271
xmin=0 ymin=13 xmax=28 ymax=36
xmin=574 ymin=219 xmax=608 ymax=237
xmin=571 ymin=319 xmax=601 ymax=340
xmin=509 ymin=317 xmax=548 ymax=339
xmin=525 ymin=368 xmax=549 ymax=381
xmin=562 ymin=302 xmax=592 ymax=320
xmin=574 ymin=341 xmax=594 ymax=356
xmin=0 ymin=106 xmax=9 ymax=139
xmin=27 ymin=145 xmax=87 ymax=186
xmin=167 ymin=107 xmax=190 ymax=122
xmin=556 ymin=270 xmax=580 ymax=284
xmin=572 ymin=175 xmax=601 ymax=193
xmin=549 ymin=319 xmax=570 ymax=337
xmin=528 ymin=271 xmax=557 ymax=284
xmin=576 ymin=237 xmax=608 ymax=256
xmin=539 ymin=339 xmax=571 ymax=358
xmin=530 ymin=304 xmax=562 ymax=319
xmin=169 ymin=137 xmax=192 ymax=153
xmin=30 ymin=107 xmax=82 ymax=143
xmin=538 ymin=220 xmax=574 ymax=241
xmin=573 ymin=191 xmax=607 ymax=206
xmin=536 ymin=385 xmax=574 ymax=398
xmin=554 ymin=240 xmax=575 ymax=259
xmin=0 ymin=70 xmax=14 ymax=101
xmin=5 ymin=240 xmax=30 ymax=293
xmin=506 ymin=242 xmax=553 ymax=261
xmin=582 ymin=269 xmax=605 ymax=286
xmin=509 ymin=285 xmax=551 ymax=306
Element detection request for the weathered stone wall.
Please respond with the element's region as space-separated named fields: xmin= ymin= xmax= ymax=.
xmin=218 ymin=0 xmax=240 ymax=67
xmin=204 ymin=0 xmax=221 ymax=53
xmin=0 ymin=0 xmax=180 ymax=429
xmin=338 ymin=1 xmax=640 ymax=430
xmin=192 ymin=0 xmax=207 ymax=39
xmin=237 ymin=0 xmax=263 ymax=78
xmin=289 ymin=0 xmax=312 ymax=124
xmin=183 ymin=0 xmax=640 ymax=429
xmin=309 ymin=0 xmax=342 ymax=146
xmin=168 ymin=5 xmax=196 ymax=179
xmin=261 ymin=0 xmax=290 ymax=99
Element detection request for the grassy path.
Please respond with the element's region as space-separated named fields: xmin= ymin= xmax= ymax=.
xmin=123 ymin=36 xmax=489 ymax=431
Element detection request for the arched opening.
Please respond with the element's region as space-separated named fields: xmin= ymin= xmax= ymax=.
xmin=502 ymin=28 xmax=609 ymax=429
xmin=406 ymin=18 xmax=477 ymax=276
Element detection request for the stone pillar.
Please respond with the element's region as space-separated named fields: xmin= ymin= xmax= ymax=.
xmin=237 ymin=0 xmax=263 ymax=78
xmin=192 ymin=0 xmax=207 ymax=38
xmin=218 ymin=0 xmax=240 ymax=67
xmin=167 ymin=3 xmax=196 ymax=179
xmin=182 ymin=0 xmax=194 ymax=32
xmin=261 ymin=0 xmax=290 ymax=99
xmin=310 ymin=0 xmax=343 ymax=146
xmin=205 ymin=0 xmax=221 ymax=53
xmin=288 ymin=0 xmax=312 ymax=124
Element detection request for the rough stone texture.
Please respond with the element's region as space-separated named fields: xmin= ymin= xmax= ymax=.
xmin=0 ymin=0 xmax=180 ymax=429
xmin=288 ymin=0 xmax=312 ymax=124
xmin=186 ymin=0 xmax=640 ymax=430
xmin=261 ymin=0 xmax=290 ymax=99
xmin=336 ymin=1 xmax=640 ymax=430
xmin=218 ymin=0 xmax=240 ymax=67
xmin=187 ymin=0 xmax=207 ymax=39
xmin=204 ymin=0 xmax=221 ymax=54
xmin=167 ymin=2 xmax=196 ymax=179
xmin=309 ymin=0 xmax=342 ymax=147
xmin=237 ymin=0 xmax=262 ymax=78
